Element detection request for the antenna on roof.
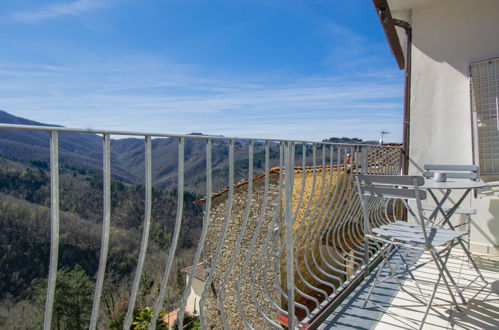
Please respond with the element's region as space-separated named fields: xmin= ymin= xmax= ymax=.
xmin=380 ymin=131 xmax=390 ymax=145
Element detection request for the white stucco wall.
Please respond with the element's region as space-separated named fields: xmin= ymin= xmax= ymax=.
xmin=390 ymin=0 xmax=499 ymax=253
xmin=185 ymin=274 xmax=204 ymax=315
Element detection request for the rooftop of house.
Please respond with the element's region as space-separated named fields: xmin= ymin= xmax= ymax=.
xmin=161 ymin=309 xmax=179 ymax=327
xmin=182 ymin=262 xmax=208 ymax=282
xmin=194 ymin=164 xmax=351 ymax=204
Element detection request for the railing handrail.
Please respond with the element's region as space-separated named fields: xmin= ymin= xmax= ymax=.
xmin=0 ymin=123 xmax=401 ymax=148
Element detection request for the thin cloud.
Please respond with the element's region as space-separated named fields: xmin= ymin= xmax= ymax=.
xmin=12 ymin=0 xmax=109 ymax=22
xmin=0 ymin=59 xmax=403 ymax=141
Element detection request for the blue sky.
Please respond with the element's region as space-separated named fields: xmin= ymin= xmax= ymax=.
xmin=0 ymin=0 xmax=403 ymax=142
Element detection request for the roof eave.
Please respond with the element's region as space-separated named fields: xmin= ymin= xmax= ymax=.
xmin=372 ymin=0 xmax=405 ymax=70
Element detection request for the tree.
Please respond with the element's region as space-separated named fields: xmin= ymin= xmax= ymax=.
xmin=131 ymin=307 xmax=167 ymax=330
xmin=33 ymin=265 xmax=93 ymax=330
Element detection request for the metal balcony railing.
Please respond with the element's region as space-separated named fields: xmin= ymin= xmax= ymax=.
xmin=0 ymin=123 xmax=402 ymax=330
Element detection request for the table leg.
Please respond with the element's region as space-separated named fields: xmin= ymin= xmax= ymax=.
xmin=428 ymin=189 xmax=451 ymax=225
xmin=428 ymin=189 xmax=487 ymax=284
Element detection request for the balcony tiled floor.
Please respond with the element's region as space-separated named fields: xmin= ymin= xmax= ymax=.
xmin=319 ymin=247 xmax=499 ymax=329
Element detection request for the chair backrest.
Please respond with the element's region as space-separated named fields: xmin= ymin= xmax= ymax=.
xmin=423 ymin=164 xmax=479 ymax=180
xmin=354 ymin=175 xmax=427 ymax=237
xmin=354 ymin=174 xmax=427 ymax=200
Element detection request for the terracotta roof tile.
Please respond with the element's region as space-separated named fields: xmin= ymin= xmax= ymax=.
xmin=194 ymin=165 xmax=351 ymax=204
xmin=181 ymin=262 xmax=208 ymax=282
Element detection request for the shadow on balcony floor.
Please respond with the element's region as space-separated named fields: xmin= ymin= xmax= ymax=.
xmin=319 ymin=248 xmax=499 ymax=330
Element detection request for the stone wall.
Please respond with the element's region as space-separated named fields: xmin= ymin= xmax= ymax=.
xmin=203 ymin=172 xmax=282 ymax=329
xmin=202 ymin=164 xmax=377 ymax=327
xmin=280 ymin=166 xmax=353 ymax=310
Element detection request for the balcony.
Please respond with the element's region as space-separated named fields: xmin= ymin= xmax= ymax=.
xmin=319 ymin=248 xmax=499 ymax=329
xmin=0 ymin=123 xmax=497 ymax=329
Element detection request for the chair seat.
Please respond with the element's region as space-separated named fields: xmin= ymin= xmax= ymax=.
xmin=422 ymin=204 xmax=476 ymax=215
xmin=372 ymin=221 xmax=467 ymax=246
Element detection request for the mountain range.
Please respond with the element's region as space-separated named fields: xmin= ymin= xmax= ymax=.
xmin=0 ymin=110 xmax=372 ymax=192
xmin=0 ymin=110 xmax=281 ymax=192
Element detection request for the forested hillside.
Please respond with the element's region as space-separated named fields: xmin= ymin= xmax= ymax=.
xmin=0 ymin=156 xmax=203 ymax=329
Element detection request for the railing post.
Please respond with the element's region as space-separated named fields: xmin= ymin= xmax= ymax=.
xmin=150 ymin=137 xmax=185 ymax=330
xmin=123 ymin=135 xmax=153 ymax=329
xmin=89 ymin=134 xmax=112 ymax=329
xmin=361 ymin=146 xmax=368 ymax=174
xmin=44 ymin=131 xmax=60 ymax=330
xmin=284 ymin=141 xmax=295 ymax=329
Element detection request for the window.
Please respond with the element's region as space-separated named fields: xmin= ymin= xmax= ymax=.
xmin=471 ymin=57 xmax=499 ymax=175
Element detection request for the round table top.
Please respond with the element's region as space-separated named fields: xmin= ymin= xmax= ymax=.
xmin=422 ymin=179 xmax=487 ymax=190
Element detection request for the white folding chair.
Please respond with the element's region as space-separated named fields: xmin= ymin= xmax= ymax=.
xmin=354 ymin=174 xmax=468 ymax=329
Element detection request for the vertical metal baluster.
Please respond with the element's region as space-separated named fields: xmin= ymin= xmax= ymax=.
xmin=323 ymin=146 xmax=349 ymax=278
xmin=235 ymin=141 xmax=271 ymax=329
xmin=199 ymin=139 xmax=234 ymax=330
xmin=285 ymin=143 xmax=321 ymax=310
xmin=301 ymin=145 xmax=335 ymax=296
xmin=291 ymin=143 xmax=307 ymax=222
xmin=284 ymin=142 xmax=295 ymax=330
xmin=389 ymin=147 xmax=394 ymax=173
xmin=150 ymin=137 xmax=185 ymax=329
xmin=217 ymin=141 xmax=254 ymax=328
xmin=385 ymin=147 xmax=390 ymax=173
xmin=277 ymin=240 xmax=319 ymax=315
xmin=293 ymin=144 xmax=326 ymax=300
xmin=319 ymin=145 xmax=348 ymax=279
xmin=341 ymin=172 xmax=368 ymax=264
xmin=384 ymin=147 xmax=390 ymax=174
xmin=327 ymin=147 xmax=357 ymax=273
xmin=361 ymin=146 xmax=368 ymax=174
xmin=344 ymin=147 xmax=369 ymax=267
xmin=260 ymin=143 xmax=310 ymax=325
xmin=394 ymin=147 xmax=400 ymax=174
xmin=271 ymin=244 xmax=311 ymax=319
xmin=89 ymin=134 xmax=112 ymax=330
xmin=248 ymin=142 xmax=297 ymax=328
xmin=382 ymin=147 xmax=389 ymax=173
xmin=123 ymin=136 xmax=153 ymax=329
xmin=309 ymin=145 xmax=342 ymax=289
xmin=258 ymin=237 xmax=288 ymax=317
xmin=198 ymin=139 xmax=212 ymax=329
xmin=348 ymin=145 xmax=370 ymax=262
xmin=376 ymin=148 xmax=381 ymax=174
xmin=43 ymin=131 xmax=59 ymax=330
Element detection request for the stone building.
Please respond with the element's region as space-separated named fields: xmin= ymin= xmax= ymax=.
xmin=197 ymin=164 xmax=359 ymax=329
xmin=181 ymin=262 xmax=207 ymax=316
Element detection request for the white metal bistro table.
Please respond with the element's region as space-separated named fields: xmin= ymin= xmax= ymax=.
xmin=422 ymin=179 xmax=486 ymax=226
xmin=421 ymin=179 xmax=488 ymax=284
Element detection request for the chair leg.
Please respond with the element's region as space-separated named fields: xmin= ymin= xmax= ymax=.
xmin=430 ymin=247 xmax=465 ymax=308
xmin=363 ymin=247 xmax=390 ymax=308
xmin=456 ymin=237 xmax=488 ymax=284
xmin=419 ymin=264 xmax=443 ymax=329
xmin=385 ymin=249 xmax=402 ymax=285
xmin=435 ymin=201 xmax=487 ymax=285
xmin=395 ymin=247 xmax=426 ymax=302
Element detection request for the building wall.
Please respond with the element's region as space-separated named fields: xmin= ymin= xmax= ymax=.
xmin=283 ymin=167 xmax=351 ymax=303
xmin=391 ymin=0 xmax=499 ymax=253
xmin=203 ymin=173 xmax=282 ymax=329
xmin=202 ymin=166 xmax=359 ymax=327
xmin=184 ymin=274 xmax=204 ymax=315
